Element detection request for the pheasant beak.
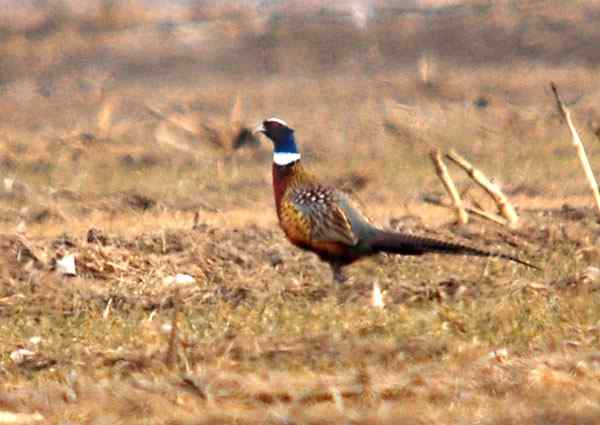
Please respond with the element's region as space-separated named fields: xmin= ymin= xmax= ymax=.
xmin=253 ymin=123 xmax=266 ymax=135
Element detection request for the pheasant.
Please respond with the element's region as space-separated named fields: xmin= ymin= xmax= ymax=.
xmin=254 ymin=118 xmax=537 ymax=283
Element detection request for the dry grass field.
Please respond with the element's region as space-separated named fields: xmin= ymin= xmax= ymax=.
xmin=1 ymin=1 xmax=600 ymax=423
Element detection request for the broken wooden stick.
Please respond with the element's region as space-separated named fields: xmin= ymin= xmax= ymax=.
xmin=422 ymin=194 xmax=508 ymax=226
xmin=463 ymin=205 xmax=509 ymax=226
xmin=551 ymin=82 xmax=600 ymax=213
xmin=446 ymin=150 xmax=519 ymax=227
xmin=430 ymin=149 xmax=469 ymax=224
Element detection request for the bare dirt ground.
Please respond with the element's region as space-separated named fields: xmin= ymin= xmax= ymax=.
xmin=1 ymin=1 xmax=600 ymax=423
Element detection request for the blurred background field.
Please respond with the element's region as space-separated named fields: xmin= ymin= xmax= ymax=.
xmin=1 ymin=1 xmax=600 ymax=423
xmin=2 ymin=0 xmax=600 ymax=233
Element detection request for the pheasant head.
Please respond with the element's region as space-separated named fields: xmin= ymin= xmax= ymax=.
xmin=254 ymin=118 xmax=300 ymax=165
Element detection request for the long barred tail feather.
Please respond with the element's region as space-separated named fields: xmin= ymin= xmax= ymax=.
xmin=368 ymin=231 xmax=540 ymax=270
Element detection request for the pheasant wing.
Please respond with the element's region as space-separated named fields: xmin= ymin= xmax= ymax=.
xmin=290 ymin=185 xmax=359 ymax=246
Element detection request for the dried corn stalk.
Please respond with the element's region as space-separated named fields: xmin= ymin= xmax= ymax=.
xmin=551 ymin=82 xmax=600 ymax=213
xmin=430 ymin=149 xmax=469 ymax=224
xmin=446 ymin=150 xmax=519 ymax=227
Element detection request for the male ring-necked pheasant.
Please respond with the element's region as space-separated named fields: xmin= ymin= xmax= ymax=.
xmin=254 ymin=118 xmax=537 ymax=283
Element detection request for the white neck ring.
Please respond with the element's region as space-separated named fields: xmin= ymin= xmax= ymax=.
xmin=273 ymin=152 xmax=300 ymax=165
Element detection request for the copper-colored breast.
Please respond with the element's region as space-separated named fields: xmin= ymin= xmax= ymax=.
xmin=272 ymin=162 xmax=293 ymax=218
xmin=272 ymin=161 xmax=315 ymax=247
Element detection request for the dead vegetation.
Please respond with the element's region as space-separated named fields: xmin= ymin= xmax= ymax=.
xmin=1 ymin=205 xmax=599 ymax=422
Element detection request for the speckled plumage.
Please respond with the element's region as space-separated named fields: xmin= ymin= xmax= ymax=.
xmin=255 ymin=118 xmax=538 ymax=283
xmin=273 ymin=161 xmax=367 ymax=263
